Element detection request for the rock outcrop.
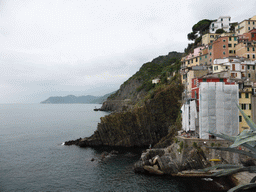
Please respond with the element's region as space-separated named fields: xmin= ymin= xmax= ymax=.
xmin=66 ymin=78 xmax=183 ymax=148
xmin=133 ymin=146 xmax=209 ymax=175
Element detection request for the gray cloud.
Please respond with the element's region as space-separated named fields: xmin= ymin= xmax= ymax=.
xmin=0 ymin=0 xmax=256 ymax=103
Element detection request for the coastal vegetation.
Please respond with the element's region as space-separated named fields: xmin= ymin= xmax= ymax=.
xmin=104 ymin=51 xmax=183 ymax=110
xmin=185 ymin=19 xmax=215 ymax=54
xmin=79 ymin=74 xmax=183 ymax=147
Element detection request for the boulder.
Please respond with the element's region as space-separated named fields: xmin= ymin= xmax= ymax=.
xmin=143 ymin=165 xmax=164 ymax=175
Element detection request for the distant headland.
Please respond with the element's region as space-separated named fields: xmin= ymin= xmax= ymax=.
xmin=40 ymin=92 xmax=115 ymax=104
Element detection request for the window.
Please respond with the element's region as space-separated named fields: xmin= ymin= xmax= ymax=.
xmin=234 ymin=37 xmax=237 ymax=41
xmin=212 ymin=24 xmax=214 ymax=27
xmin=242 ymin=104 xmax=247 ymax=110
xmin=253 ymin=21 xmax=255 ymax=25
xmin=221 ymin=18 xmax=223 ymax=21
xmin=247 ymin=47 xmax=250 ymax=51
xmin=210 ymin=59 xmax=212 ymax=62
xmin=234 ymin=50 xmax=236 ymax=54
xmin=239 ymin=116 xmax=242 ymax=122
xmin=200 ymin=57 xmax=202 ymax=60
xmin=253 ymin=47 xmax=255 ymax=51
xmin=248 ymin=73 xmax=251 ymax=78
xmin=246 ymin=93 xmax=249 ymax=98
xmin=210 ymin=35 xmax=214 ymax=38
xmin=210 ymin=52 xmax=212 ymax=56
xmin=223 ymin=52 xmax=226 ymax=55
xmin=223 ymin=45 xmax=226 ymax=49
xmin=253 ymin=65 xmax=255 ymax=70
xmin=196 ymin=58 xmax=198 ymax=62
xmin=253 ymin=54 xmax=255 ymax=59
xmin=223 ymin=39 xmax=226 ymax=42
xmin=249 ymin=104 xmax=252 ymax=110
xmin=203 ymin=79 xmax=207 ymax=82
xmin=229 ymin=37 xmax=232 ymax=41
xmin=228 ymin=44 xmax=232 ymax=47
xmin=248 ymin=65 xmax=250 ymax=70
xmin=239 ymin=92 xmax=241 ymax=98
xmin=249 ymin=21 xmax=251 ymax=24
xmin=205 ymin=55 xmax=207 ymax=59
xmin=229 ymin=50 xmax=233 ymax=54
xmin=249 ymin=27 xmax=251 ymax=30
xmin=248 ymin=54 xmax=250 ymax=59
xmin=253 ymin=34 xmax=255 ymax=38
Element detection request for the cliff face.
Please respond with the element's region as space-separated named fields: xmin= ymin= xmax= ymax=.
xmin=100 ymin=51 xmax=183 ymax=112
xmin=78 ymin=77 xmax=183 ymax=147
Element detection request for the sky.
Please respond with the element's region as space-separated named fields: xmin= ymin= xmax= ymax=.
xmin=1 ymin=0 xmax=256 ymax=103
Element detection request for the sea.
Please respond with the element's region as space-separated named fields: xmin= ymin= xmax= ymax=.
xmin=0 ymin=104 xmax=231 ymax=192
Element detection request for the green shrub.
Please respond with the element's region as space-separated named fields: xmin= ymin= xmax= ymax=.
xmin=192 ymin=142 xmax=198 ymax=148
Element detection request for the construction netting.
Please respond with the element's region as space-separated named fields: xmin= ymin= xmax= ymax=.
xmin=199 ymin=82 xmax=239 ymax=139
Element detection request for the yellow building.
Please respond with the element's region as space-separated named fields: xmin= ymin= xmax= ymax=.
xmin=235 ymin=41 xmax=256 ymax=60
xmin=239 ymin=85 xmax=252 ymax=132
xmin=202 ymin=33 xmax=219 ymax=45
xmin=227 ymin=35 xmax=238 ymax=57
xmin=235 ymin=15 xmax=256 ymax=35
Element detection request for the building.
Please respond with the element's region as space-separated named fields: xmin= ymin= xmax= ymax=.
xmin=181 ymin=66 xmax=208 ymax=100
xmin=235 ymin=15 xmax=256 ymax=35
xmin=181 ymin=46 xmax=205 ymax=69
xmin=209 ymin=16 xmax=231 ymax=33
xmin=236 ymin=41 xmax=256 ymax=60
xmin=199 ymin=82 xmax=239 ymax=139
xmin=199 ymin=47 xmax=210 ymax=67
xmin=191 ymin=77 xmax=232 ymax=109
xmin=202 ymin=33 xmax=219 ymax=45
xmin=152 ymin=78 xmax=160 ymax=84
xmin=237 ymin=28 xmax=256 ymax=43
xmin=239 ymin=84 xmax=253 ymax=132
xmin=208 ymin=35 xmax=238 ymax=65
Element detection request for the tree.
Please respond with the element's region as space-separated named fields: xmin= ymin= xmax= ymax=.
xmin=215 ymin=29 xmax=226 ymax=34
xmin=187 ymin=32 xmax=197 ymax=41
xmin=192 ymin=19 xmax=213 ymax=36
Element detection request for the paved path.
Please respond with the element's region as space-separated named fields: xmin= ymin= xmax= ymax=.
xmin=232 ymin=172 xmax=256 ymax=185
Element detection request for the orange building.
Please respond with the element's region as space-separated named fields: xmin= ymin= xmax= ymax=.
xmin=208 ymin=35 xmax=238 ymax=65
xmin=238 ymin=29 xmax=256 ymax=43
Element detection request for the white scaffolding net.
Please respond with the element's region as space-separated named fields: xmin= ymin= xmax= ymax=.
xmin=199 ymin=82 xmax=239 ymax=139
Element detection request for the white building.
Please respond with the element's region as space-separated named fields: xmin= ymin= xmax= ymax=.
xmin=152 ymin=78 xmax=160 ymax=84
xmin=212 ymin=58 xmax=256 ymax=80
xmin=209 ymin=16 xmax=231 ymax=34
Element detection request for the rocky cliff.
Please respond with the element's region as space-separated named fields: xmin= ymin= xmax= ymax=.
xmin=100 ymin=51 xmax=183 ymax=112
xmin=65 ymin=51 xmax=184 ymax=148
xmin=72 ymin=75 xmax=183 ymax=148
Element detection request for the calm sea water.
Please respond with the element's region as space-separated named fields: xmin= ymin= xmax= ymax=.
xmin=0 ymin=104 xmax=227 ymax=192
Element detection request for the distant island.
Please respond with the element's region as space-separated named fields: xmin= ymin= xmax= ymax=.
xmin=40 ymin=92 xmax=115 ymax=104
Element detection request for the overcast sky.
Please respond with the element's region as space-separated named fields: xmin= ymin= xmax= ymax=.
xmin=1 ymin=0 xmax=256 ymax=103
